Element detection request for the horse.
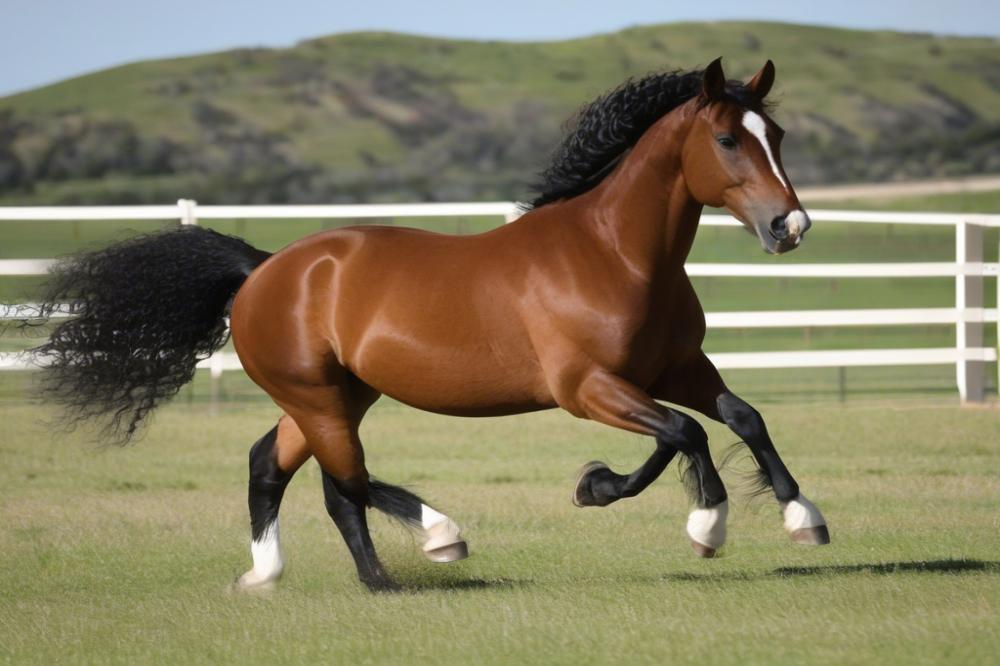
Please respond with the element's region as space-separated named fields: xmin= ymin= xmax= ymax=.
xmin=26 ymin=58 xmax=828 ymax=592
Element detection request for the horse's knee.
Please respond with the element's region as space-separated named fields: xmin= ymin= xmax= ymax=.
xmin=717 ymin=392 xmax=765 ymax=441
xmin=659 ymin=410 xmax=708 ymax=453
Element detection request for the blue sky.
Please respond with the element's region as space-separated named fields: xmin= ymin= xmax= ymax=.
xmin=2 ymin=0 xmax=998 ymax=96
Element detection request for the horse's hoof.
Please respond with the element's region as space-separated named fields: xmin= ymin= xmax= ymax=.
xmin=572 ymin=461 xmax=611 ymax=507
xmin=422 ymin=513 xmax=466 ymax=562
xmin=790 ymin=525 xmax=830 ymax=546
xmin=690 ymin=540 xmax=717 ymax=559
xmin=231 ymin=571 xmax=278 ymax=593
xmin=424 ymin=540 xmax=469 ymax=563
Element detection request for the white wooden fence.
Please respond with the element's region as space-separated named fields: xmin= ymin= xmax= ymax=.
xmin=1 ymin=199 xmax=998 ymax=402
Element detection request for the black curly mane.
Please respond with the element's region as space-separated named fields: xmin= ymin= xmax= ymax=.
xmin=529 ymin=68 xmax=756 ymax=209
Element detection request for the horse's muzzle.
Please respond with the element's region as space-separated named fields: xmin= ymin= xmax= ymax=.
xmin=765 ymin=210 xmax=811 ymax=254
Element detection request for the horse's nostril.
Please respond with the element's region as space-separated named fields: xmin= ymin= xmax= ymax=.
xmin=770 ymin=216 xmax=789 ymax=240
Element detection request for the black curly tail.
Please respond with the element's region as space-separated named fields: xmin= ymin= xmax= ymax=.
xmin=23 ymin=226 xmax=270 ymax=442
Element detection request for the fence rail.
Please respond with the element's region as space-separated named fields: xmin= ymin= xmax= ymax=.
xmin=1 ymin=199 xmax=997 ymax=402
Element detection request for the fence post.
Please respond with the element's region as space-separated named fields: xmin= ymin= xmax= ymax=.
xmin=955 ymin=220 xmax=984 ymax=402
xmin=209 ymin=353 xmax=224 ymax=413
xmin=178 ymin=199 xmax=198 ymax=226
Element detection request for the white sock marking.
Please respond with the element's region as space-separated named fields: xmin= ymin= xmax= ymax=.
xmin=249 ymin=520 xmax=284 ymax=582
xmin=420 ymin=504 xmax=463 ymax=552
xmin=742 ymin=111 xmax=789 ymax=192
xmin=420 ymin=504 xmax=447 ymax=530
xmin=782 ymin=495 xmax=826 ymax=531
xmin=686 ymin=500 xmax=729 ymax=549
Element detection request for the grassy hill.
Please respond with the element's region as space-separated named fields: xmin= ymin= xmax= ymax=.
xmin=1 ymin=21 xmax=1000 ymax=204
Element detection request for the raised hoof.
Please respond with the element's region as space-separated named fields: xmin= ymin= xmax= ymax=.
xmin=424 ymin=540 xmax=469 ymax=563
xmin=572 ymin=461 xmax=612 ymax=507
xmin=790 ymin=525 xmax=831 ymax=546
xmin=690 ymin=540 xmax=717 ymax=559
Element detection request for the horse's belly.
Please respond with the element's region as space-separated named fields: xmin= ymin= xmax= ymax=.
xmin=340 ymin=317 xmax=551 ymax=416
xmin=358 ymin=349 xmax=551 ymax=416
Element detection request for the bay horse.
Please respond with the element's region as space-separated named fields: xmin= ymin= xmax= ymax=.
xmin=27 ymin=58 xmax=828 ymax=592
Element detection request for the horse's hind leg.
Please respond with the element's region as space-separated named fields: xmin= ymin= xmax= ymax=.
xmin=319 ymin=473 xmax=469 ymax=590
xmin=365 ymin=479 xmax=469 ymax=563
xmin=321 ymin=470 xmax=397 ymax=591
xmin=257 ymin=412 xmax=467 ymax=570
xmin=234 ymin=415 xmax=311 ymax=591
xmin=270 ymin=380 xmax=401 ymax=591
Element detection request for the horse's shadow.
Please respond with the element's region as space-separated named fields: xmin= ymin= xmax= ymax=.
xmin=400 ymin=576 xmax=533 ymax=592
xmin=397 ymin=559 xmax=999 ymax=591
xmin=659 ymin=558 xmax=1000 ymax=583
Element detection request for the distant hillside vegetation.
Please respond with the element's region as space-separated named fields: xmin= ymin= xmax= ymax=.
xmin=1 ymin=21 xmax=999 ymax=204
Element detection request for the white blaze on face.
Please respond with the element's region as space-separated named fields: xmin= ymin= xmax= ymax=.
xmin=741 ymin=111 xmax=789 ymax=192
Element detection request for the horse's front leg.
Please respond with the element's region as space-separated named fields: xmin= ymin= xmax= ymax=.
xmin=563 ymin=369 xmax=729 ymax=557
xmin=715 ymin=391 xmax=829 ymax=545
xmin=657 ymin=353 xmax=830 ymax=546
xmin=572 ymin=444 xmax=677 ymax=508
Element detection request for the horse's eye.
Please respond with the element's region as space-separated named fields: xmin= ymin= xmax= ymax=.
xmin=716 ymin=135 xmax=737 ymax=150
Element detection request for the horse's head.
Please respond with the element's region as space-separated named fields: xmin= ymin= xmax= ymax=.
xmin=681 ymin=58 xmax=810 ymax=254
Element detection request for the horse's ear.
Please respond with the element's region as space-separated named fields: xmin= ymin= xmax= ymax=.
xmin=747 ymin=60 xmax=775 ymax=100
xmin=702 ymin=57 xmax=726 ymax=101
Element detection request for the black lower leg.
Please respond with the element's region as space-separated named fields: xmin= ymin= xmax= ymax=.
xmin=673 ymin=433 xmax=726 ymax=509
xmin=249 ymin=425 xmax=293 ymax=542
xmin=716 ymin=391 xmax=800 ymax=502
xmin=321 ymin=472 xmax=398 ymax=592
xmin=676 ymin=444 xmax=727 ymax=508
xmin=576 ymin=445 xmax=678 ymax=507
xmin=660 ymin=409 xmax=727 ymax=508
xmin=576 ymin=409 xmax=726 ymax=509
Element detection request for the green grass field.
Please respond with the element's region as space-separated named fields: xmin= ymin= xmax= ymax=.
xmin=1 ymin=395 xmax=998 ymax=664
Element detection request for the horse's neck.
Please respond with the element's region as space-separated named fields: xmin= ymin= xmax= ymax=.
xmin=585 ymin=110 xmax=702 ymax=275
